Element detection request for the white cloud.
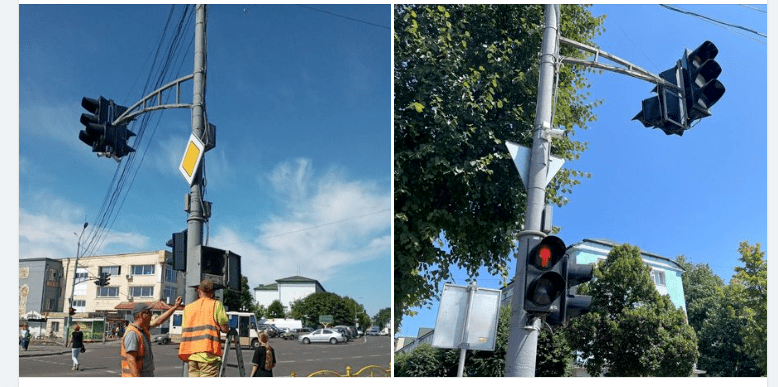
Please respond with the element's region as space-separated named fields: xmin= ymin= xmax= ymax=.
xmin=211 ymin=158 xmax=390 ymax=287
xmin=19 ymin=193 xmax=149 ymax=259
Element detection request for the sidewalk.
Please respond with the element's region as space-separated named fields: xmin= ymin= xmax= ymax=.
xmin=19 ymin=338 xmax=121 ymax=358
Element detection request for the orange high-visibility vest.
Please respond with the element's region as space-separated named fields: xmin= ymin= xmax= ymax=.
xmin=120 ymin=324 xmax=146 ymax=377
xmin=178 ymin=298 xmax=223 ymax=361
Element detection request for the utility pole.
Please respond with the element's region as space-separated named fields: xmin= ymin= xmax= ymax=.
xmin=183 ymin=4 xmax=207 ymax=376
xmin=64 ymin=222 xmax=88 ymax=347
xmin=503 ymin=4 xmax=560 ymax=377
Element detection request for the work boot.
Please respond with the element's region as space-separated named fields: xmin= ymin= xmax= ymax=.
xmin=72 ymin=366 xmax=76 ymax=371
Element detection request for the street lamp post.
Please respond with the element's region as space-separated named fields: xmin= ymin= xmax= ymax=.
xmin=64 ymin=222 xmax=88 ymax=347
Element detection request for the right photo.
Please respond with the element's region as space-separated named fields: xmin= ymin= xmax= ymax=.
xmin=393 ymin=4 xmax=766 ymax=377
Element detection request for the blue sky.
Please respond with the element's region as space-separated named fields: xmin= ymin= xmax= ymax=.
xmin=17 ymin=4 xmax=391 ymax=317
xmin=397 ymin=4 xmax=769 ymax=338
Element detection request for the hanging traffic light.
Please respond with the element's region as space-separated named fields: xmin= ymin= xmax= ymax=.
xmin=682 ymin=40 xmax=725 ymax=123
xmin=633 ymin=63 xmax=687 ymax=136
xmin=78 ymin=96 xmax=110 ymax=152
xmin=548 ymin=259 xmax=594 ymax=327
xmin=108 ymin=103 xmax=136 ymax=159
xmin=78 ymin=97 xmax=135 ymax=161
xmin=524 ymin=235 xmax=567 ymax=313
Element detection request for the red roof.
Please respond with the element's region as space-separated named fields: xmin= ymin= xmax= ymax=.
xmin=114 ymin=300 xmax=182 ymax=311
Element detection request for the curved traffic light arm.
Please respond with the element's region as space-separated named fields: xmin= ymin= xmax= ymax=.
xmin=112 ymin=73 xmax=195 ymax=126
xmin=558 ymin=36 xmax=685 ymax=94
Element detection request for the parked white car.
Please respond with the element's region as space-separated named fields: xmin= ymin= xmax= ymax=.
xmin=298 ymin=328 xmax=345 ymax=344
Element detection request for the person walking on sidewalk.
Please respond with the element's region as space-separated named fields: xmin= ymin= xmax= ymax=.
xmin=68 ymin=325 xmax=83 ymax=371
xmin=121 ymin=297 xmax=182 ymax=377
xmin=20 ymin=324 xmax=31 ymax=351
xmin=178 ymin=279 xmax=229 ymax=377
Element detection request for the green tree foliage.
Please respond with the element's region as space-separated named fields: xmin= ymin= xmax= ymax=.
xmin=342 ymin=296 xmax=371 ymax=329
xmin=393 ymin=4 xmax=604 ymax=328
xmin=732 ymin=242 xmax=766 ymax=372
xmin=676 ymin=255 xmax=725 ymax=333
xmin=394 ymin=305 xmax=571 ymax=377
xmin=395 ymin=343 xmax=450 ymax=377
xmin=373 ymin=308 xmax=391 ymax=329
xmin=290 ymin=292 xmax=370 ymax=328
xmin=690 ymin=242 xmax=766 ymax=376
xmin=255 ymin=303 xmax=267 ymax=319
xmin=567 ymin=244 xmax=698 ymax=376
xmin=222 ymin=276 xmax=256 ymax=313
xmin=697 ymin=283 xmax=762 ymax=376
xmin=267 ymin=299 xmax=285 ymax=318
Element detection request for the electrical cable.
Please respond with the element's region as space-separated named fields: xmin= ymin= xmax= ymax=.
xmin=296 ymin=4 xmax=390 ymax=30
xmin=659 ymin=4 xmax=766 ymax=41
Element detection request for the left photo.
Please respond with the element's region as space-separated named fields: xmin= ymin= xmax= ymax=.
xmin=19 ymin=4 xmax=391 ymax=378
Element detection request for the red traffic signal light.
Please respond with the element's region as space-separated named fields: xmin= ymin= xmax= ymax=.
xmin=524 ymin=236 xmax=567 ymax=313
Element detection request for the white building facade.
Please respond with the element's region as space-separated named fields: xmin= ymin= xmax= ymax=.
xmin=254 ymin=276 xmax=326 ymax=311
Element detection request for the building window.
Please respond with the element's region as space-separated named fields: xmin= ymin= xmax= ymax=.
xmin=163 ymin=286 xmax=177 ymax=302
xmin=75 ymin=272 xmax=89 ymax=281
xmin=51 ymin=322 xmax=59 ymax=332
xmin=47 ymin=298 xmax=57 ymax=310
xmin=97 ymin=287 xmax=119 ymax=298
xmin=131 ymin=265 xmax=155 ymax=276
xmin=652 ymin=270 xmax=666 ymax=286
xmin=131 ymin=286 xmax=154 ymax=298
xmin=100 ymin=266 xmax=121 ymax=276
xmin=73 ymin=300 xmax=86 ymax=307
xmin=165 ymin=267 xmax=177 ymax=283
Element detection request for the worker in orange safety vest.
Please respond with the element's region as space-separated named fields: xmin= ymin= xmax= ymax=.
xmin=178 ymin=279 xmax=229 ymax=377
xmin=121 ymin=297 xmax=182 ymax=377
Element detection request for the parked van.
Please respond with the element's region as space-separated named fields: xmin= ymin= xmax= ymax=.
xmin=169 ymin=310 xmax=263 ymax=349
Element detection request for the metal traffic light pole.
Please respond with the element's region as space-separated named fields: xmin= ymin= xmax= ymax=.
xmin=182 ymin=4 xmax=207 ymax=376
xmin=503 ymin=4 xmax=560 ymax=377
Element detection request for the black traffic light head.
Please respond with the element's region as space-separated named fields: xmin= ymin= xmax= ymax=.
xmin=633 ymin=63 xmax=688 ymax=136
xmin=78 ymin=97 xmax=136 ymax=160
xmin=166 ymin=229 xmax=187 ymax=271
xmin=547 ymin=259 xmax=594 ymax=327
xmin=94 ymin=272 xmax=111 ymax=287
xmin=79 ymin=96 xmax=111 ymax=151
xmin=524 ymin=235 xmax=567 ymax=313
xmin=682 ymin=41 xmax=725 ymax=122
xmin=69 ymin=307 xmax=76 ymax=316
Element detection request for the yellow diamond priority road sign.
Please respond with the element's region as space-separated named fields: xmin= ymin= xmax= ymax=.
xmin=179 ymin=134 xmax=205 ymax=186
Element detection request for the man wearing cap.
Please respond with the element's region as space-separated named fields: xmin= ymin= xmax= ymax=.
xmin=178 ymin=279 xmax=229 ymax=377
xmin=121 ymin=297 xmax=182 ymax=377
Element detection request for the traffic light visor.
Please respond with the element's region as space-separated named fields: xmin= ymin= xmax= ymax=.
xmin=698 ymin=80 xmax=725 ymax=109
xmin=689 ymin=41 xmax=718 ymax=67
xmin=530 ymin=235 xmax=566 ymax=269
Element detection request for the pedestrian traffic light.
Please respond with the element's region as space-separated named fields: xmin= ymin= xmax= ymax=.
xmin=682 ymin=40 xmax=725 ymax=123
xmin=69 ymin=307 xmax=76 ymax=316
xmin=166 ymin=229 xmax=187 ymax=271
xmin=633 ymin=63 xmax=687 ymax=136
xmin=547 ymin=259 xmax=594 ymax=327
xmin=524 ymin=235 xmax=567 ymax=313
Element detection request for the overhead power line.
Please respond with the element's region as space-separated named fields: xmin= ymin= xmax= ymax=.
xmin=296 ymin=5 xmax=390 ymax=30
xmin=659 ymin=4 xmax=766 ymax=39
